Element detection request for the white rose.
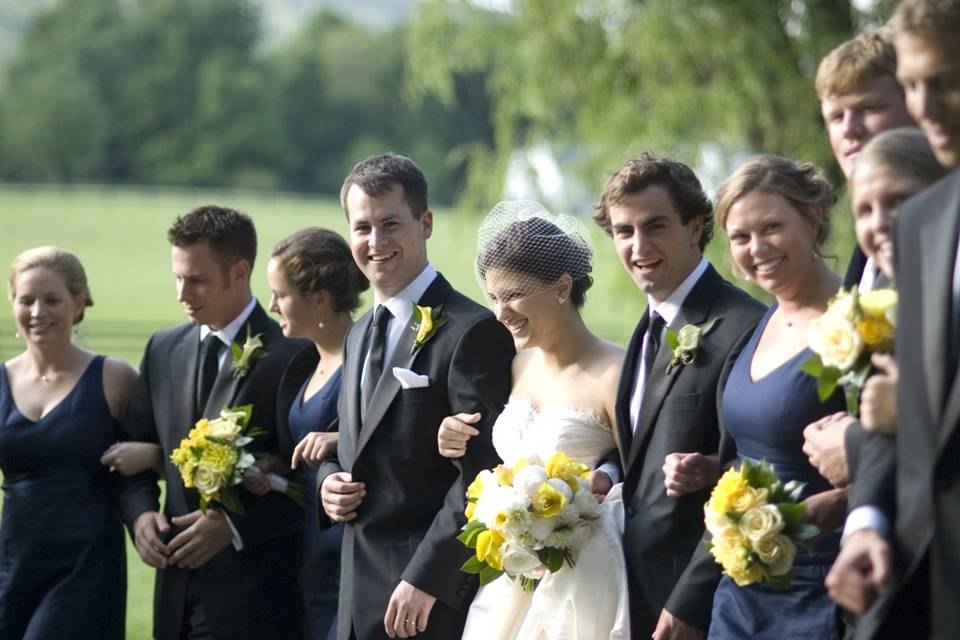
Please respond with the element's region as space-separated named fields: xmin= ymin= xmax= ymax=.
xmin=753 ymin=534 xmax=796 ymax=576
xmin=529 ymin=515 xmax=557 ymax=542
xmin=573 ymin=487 xmax=601 ymax=520
xmin=704 ymin=503 xmax=734 ymax=537
xmin=809 ymin=315 xmax=863 ymax=371
xmin=824 ymin=292 xmax=856 ymax=321
xmin=555 ymin=503 xmax=581 ymax=528
xmin=547 ymin=478 xmax=573 ymax=503
xmin=738 ymin=504 xmax=784 ymax=542
xmin=207 ymin=417 xmax=242 ymax=441
xmin=194 ymin=465 xmax=227 ymax=496
xmin=501 ymin=542 xmax=541 ymax=576
xmin=514 ymin=466 xmax=549 ymax=497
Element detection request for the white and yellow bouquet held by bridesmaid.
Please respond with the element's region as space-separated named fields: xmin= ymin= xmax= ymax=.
xmin=801 ymin=287 xmax=897 ymax=414
xmin=170 ymin=405 xmax=304 ymax=514
xmin=704 ymin=459 xmax=819 ymax=589
xmin=458 ymin=452 xmax=602 ymax=591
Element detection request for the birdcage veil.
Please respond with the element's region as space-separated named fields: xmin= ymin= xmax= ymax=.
xmin=475 ymin=200 xmax=593 ymax=305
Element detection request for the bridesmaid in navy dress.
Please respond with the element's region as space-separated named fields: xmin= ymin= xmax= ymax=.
xmin=708 ymin=156 xmax=848 ymax=638
xmin=0 ymin=247 xmax=138 ymax=639
xmin=246 ymin=228 xmax=368 ymax=640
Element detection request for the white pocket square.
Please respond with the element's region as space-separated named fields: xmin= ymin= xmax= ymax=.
xmin=392 ymin=367 xmax=430 ymax=389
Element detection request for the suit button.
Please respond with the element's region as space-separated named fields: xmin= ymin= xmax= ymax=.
xmin=625 ymin=506 xmax=636 ymax=518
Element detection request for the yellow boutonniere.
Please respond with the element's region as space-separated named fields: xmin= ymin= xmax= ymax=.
xmin=230 ymin=327 xmax=268 ymax=378
xmin=410 ymin=303 xmax=447 ymax=353
xmin=665 ymin=317 xmax=718 ymax=374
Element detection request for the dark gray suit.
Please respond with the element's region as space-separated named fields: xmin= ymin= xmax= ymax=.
xmin=617 ymin=264 xmax=765 ymax=636
xmin=317 ymin=274 xmax=513 ymax=640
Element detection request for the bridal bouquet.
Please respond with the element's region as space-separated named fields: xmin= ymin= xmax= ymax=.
xmin=704 ymin=459 xmax=818 ymax=589
xmin=170 ymin=405 xmax=304 ymax=514
xmin=801 ymin=287 xmax=897 ymax=414
xmin=458 ymin=452 xmax=601 ymax=591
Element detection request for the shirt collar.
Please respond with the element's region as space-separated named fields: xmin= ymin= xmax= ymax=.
xmin=374 ymin=262 xmax=438 ymax=322
xmin=200 ymin=297 xmax=258 ymax=347
xmin=649 ymin=257 xmax=709 ymax=328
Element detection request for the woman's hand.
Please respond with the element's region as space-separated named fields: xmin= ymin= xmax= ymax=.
xmin=291 ymin=432 xmax=338 ymax=470
xmin=662 ymin=452 xmax=719 ymax=497
xmin=802 ymin=488 xmax=848 ymax=535
xmin=101 ymin=442 xmax=164 ymax=476
xmin=242 ymin=457 xmax=281 ymax=495
xmin=437 ymin=413 xmax=480 ymax=458
xmin=861 ymin=354 xmax=898 ymax=435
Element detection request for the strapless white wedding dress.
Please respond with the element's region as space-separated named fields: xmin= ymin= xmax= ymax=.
xmin=461 ymin=397 xmax=631 ymax=640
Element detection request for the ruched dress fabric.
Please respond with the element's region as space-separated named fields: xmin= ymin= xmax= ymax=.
xmin=0 ymin=356 xmax=125 ymax=639
xmin=708 ymin=307 xmax=844 ymax=640
xmin=288 ymin=367 xmax=343 ymax=640
xmin=461 ymin=396 xmax=630 ymax=640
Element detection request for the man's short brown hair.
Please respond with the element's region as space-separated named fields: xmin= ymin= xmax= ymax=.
xmin=167 ymin=205 xmax=258 ymax=270
xmin=893 ymin=0 xmax=960 ymax=34
xmin=815 ymin=32 xmax=899 ymax=99
xmin=593 ymin=153 xmax=714 ymax=252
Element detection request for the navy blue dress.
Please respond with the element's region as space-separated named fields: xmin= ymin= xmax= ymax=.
xmin=0 ymin=356 xmax=125 ymax=639
xmin=289 ymin=367 xmax=343 ymax=640
xmin=708 ymin=307 xmax=844 ymax=640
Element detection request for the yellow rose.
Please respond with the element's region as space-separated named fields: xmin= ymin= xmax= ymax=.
xmin=465 ymin=502 xmax=477 ymax=521
xmin=545 ymin=452 xmax=589 ymax=482
xmin=856 ymin=317 xmax=894 ymax=351
xmin=859 ymin=289 xmax=897 ymax=322
xmin=727 ymin=562 xmax=764 ymax=586
xmin=531 ymin=482 xmax=566 ymax=518
xmin=809 ymin=314 xmax=863 ymax=371
xmin=730 ymin=486 xmax=769 ymax=514
xmin=476 ymin=529 xmax=505 ymax=571
xmin=493 ymin=464 xmax=514 ymax=487
xmin=710 ymin=467 xmax=748 ymax=514
xmin=467 ymin=473 xmax=485 ymax=501
xmin=415 ymin=305 xmax=434 ymax=344
xmin=710 ymin=531 xmax=751 ymax=574
xmin=824 ymin=291 xmax=856 ymax=321
xmin=512 ymin=457 xmax=530 ymax=476
xmin=753 ymin=534 xmax=796 ymax=576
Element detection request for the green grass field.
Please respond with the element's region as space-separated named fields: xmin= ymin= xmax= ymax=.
xmin=0 ymin=183 xmax=854 ymax=638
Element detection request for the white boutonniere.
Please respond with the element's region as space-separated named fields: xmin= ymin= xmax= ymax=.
xmin=665 ymin=318 xmax=718 ymax=374
xmin=410 ymin=303 xmax=447 ymax=353
xmin=230 ymin=327 xmax=268 ymax=378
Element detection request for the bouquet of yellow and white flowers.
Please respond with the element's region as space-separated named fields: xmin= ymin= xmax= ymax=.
xmin=458 ymin=452 xmax=601 ymax=591
xmin=802 ymin=287 xmax=897 ymax=414
xmin=704 ymin=460 xmax=818 ymax=589
xmin=170 ymin=405 xmax=303 ymax=513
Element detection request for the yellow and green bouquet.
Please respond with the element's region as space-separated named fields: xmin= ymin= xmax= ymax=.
xmin=704 ymin=460 xmax=818 ymax=589
xmin=802 ymin=287 xmax=897 ymax=414
xmin=170 ymin=405 xmax=303 ymax=513
xmin=458 ymin=452 xmax=601 ymax=592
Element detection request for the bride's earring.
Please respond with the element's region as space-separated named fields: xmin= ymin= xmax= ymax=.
xmin=558 ymin=297 xmax=565 ymax=305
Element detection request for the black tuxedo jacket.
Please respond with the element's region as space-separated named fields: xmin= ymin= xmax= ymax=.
xmin=857 ymin=170 xmax=960 ymax=640
xmin=317 ymin=274 xmax=514 ymax=640
xmin=119 ymin=303 xmax=308 ymax=640
xmin=616 ymin=264 xmax=765 ymax=636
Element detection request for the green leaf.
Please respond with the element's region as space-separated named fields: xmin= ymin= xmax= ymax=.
xmin=478 ymin=565 xmax=503 ymax=586
xmin=230 ymin=342 xmax=243 ymax=359
xmin=799 ymin=353 xmax=824 ymax=377
xmin=220 ymin=488 xmax=245 ymax=515
xmin=783 ymin=480 xmax=805 ymax=503
xmin=457 ymin=521 xmax=486 ymax=547
xmin=460 ymin=555 xmax=484 ymax=574
xmin=794 ymin=524 xmax=821 ymax=541
xmin=699 ymin=317 xmax=719 ymax=336
xmin=816 ymin=368 xmax=841 ymax=402
xmin=742 ymin=459 xmax=778 ymax=489
xmin=778 ymin=502 xmax=805 ymax=529
xmin=666 ymin=328 xmax=679 ymax=350
xmin=844 ymin=384 xmax=860 ymax=416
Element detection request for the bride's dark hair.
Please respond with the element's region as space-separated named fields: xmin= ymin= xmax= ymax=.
xmin=477 ymin=216 xmax=594 ymax=308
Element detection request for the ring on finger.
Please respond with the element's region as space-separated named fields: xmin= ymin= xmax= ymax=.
xmin=404 ymin=618 xmax=416 ymax=626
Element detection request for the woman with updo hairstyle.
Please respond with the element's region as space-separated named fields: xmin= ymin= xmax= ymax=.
xmin=0 ymin=246 xmax=138 ymax=638
xmin=686 ymin=156 xmax=849 ymax=638
xmin=246 ymin=227 xmax=367 ymax=639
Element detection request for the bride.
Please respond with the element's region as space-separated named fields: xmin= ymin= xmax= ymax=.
xmin=438 ymin=201 xmax=630 ymax=639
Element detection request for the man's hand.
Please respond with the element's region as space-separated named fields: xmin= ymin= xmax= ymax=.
xmin=662 ymin=452 xmax=719 ymax=497
xmin=826 ymin=529 xmax=892 ymax=614
xmin=652 ymin=609 xmax=705 ymax=640
xmin=384 ymin=580 xmax=436 ymax=638
xmin=167 ymin=510 xmax=234 ymax=569
xmin=861 ymin=354 xmax=899 ymax=435
xmin=437 ymin=413 xmax=480 ymax=458
xmin=802 ymin=412 xmax=855 ymax=487
xmin=292 ymin=432 xmax=338 ymax=470
xmin=133 ymin=510 xmax=171 ymax=568
xmin=802 ymin=488 xmax=848 ymax=534
xmin=321 ymin=472 xmax=365 ymax=522
xmin=242 ymin=458 xmax=276 ymax=496
xmin=589 ymin=469 xmax=614 ymax=502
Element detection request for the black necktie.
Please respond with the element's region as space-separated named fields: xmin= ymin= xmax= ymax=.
xmin=362 ymin=305 xmax=392 ymax=415
xmin=197 ymin=333 xmax=224 ymax=416
xmin=643 ymin=313 xmax=665 ymax=380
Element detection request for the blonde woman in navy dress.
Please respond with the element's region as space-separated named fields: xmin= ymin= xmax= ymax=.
xmin=0 ymin=247 xmax=137 ymax=639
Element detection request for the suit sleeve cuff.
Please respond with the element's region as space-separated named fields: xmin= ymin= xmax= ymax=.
xmin=843 ymin=505 xmax=889 ymax=542
xmin=597 ymin=461 xmax=620 ymax=484
xmin=224 ymin=512 xmax=244 ymax=551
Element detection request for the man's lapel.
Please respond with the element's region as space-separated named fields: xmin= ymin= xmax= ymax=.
xmin=931 ymin=183 xmax=960 ymax=451
xmin=616 ymin=314 xmax=647 ymax=466
xmin=355 ymin=274 xmax=453 ymax=457
xmin=345 ymin=310 xmax=373 ymax=449
xmin=203 ymin=304 xmax=268 ymax=419
xmin=175 ymin=325 xmax=202 ymax=436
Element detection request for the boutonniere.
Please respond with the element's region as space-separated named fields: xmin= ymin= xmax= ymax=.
xmin=665 ymin=318 xmax=719 ymax=374
xmin=410 ymin=303 xmax=447 ymax=353
xmin=230 ymin=327 xmax=268 ymax=378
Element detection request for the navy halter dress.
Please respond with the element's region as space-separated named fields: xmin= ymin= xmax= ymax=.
xmin=288 ymin=367 xmax=343 ymax=640
xmin=0 ymin=356 xmax=125 ymax=639
xmin=708 ymin=307 xmax=844 ymax=640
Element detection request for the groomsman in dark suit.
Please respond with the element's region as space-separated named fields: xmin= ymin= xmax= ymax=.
xmin=318 ymin=154 xmax=513 ymax=640
xmin=590 ymin=154 xmax=765 ymax=638
xmin=119 ymin=206 xmax=306 ymax=640
xmin=803 ymin=31 xmax=915 ymax=493
xmin=824 ymin=1 xmax=960 ymax=637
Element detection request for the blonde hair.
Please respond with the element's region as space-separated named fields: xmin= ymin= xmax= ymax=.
xmin=716 ymin=155 xmax=837 ymax=253
xmin=8 ymin=246 xmax=94 ymax=324
xmin=852 ymin=127 xmax=949 ymax=185
xmin=815 ymin=31 xmax=899 ymax=99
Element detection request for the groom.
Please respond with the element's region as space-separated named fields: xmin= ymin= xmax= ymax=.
xmin=592 ymin=154 xmax=765 ymax=638
xmin=318 ymin=154 xmax=514 ymax=640
xmin=119 ymin=206 xmax=306 ymax=639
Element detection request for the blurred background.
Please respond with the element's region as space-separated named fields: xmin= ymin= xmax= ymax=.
xmin=0 ymin=0 xmax=897 ymax=635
